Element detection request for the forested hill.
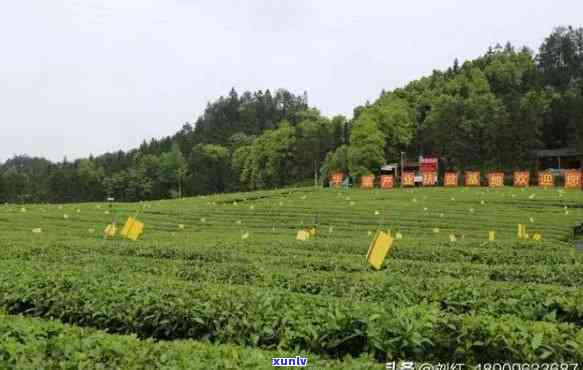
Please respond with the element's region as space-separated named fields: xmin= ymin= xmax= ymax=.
xmin=1 ymin=26 xmax=583 ymax=203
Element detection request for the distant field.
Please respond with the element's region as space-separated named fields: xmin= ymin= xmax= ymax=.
xmin=1 ymin=186 xmax=583 ymax=368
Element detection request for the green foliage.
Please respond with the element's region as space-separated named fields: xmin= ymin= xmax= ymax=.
xmin=188 ymin=144 xmax=231 ymax=194
xmin=321 ymin=145 xmax=349 ymax=179
xmin=347 ymin=117 xmax=385 ymax=177
xmin=1 ymin=186 xmax=583 ymax=364
xmin=0 ymin=312 xmax=373 ymax=369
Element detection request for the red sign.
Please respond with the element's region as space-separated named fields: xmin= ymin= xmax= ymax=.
xmin=422 ymin=171 xmax=437 ymax=186
xmin=444 ymin=172 xmax=458 ymax=187
xmin=380 ymin=175 xmax=394 ymax=189
xmin=465 ymin=171 xmax=481 ymax=186
xmin=330 ymin=172 xmax=344 ymax=187
xmin=401 ymin=172 xmax=415 ymax=187
xmin=538 ymin=171 xmax=554 ymax=187
xmin=420 ymin=158 xmax=438 ymax=172
xmin=361 ymin=175 xmax=374 ymax=189
xmin=564 ymin=170 xmax=581 ymax=189
xmin=513 ymin=171 xmax=529 ymax=187
xmin=487 ymin=172 xmax=504 ymax=187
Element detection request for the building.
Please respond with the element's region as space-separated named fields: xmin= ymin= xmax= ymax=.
xmin=535 ymin=147 xmax=583 ymax=175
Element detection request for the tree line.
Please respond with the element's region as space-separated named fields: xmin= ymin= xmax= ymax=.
xmin=1 ymin=26 xmax=582 ymax=203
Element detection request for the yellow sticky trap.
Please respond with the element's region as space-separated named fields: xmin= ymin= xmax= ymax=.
xmin=366 ymin=231 xmax=394 ymax=270
xmin=120 ymin=217 xmax=136 ymax=237
xmin=104 ymin=224 xmax=117 ymax=237
xmin=395 ymin=232 xmax=403 ymax=240
xmin=126 ymin=219 xmax=144 ymax=241
xmin=121 ymin=217 xmax=144 ymax=241
xmin=489 ymin=231 xmax=496 ymax=241
xmin=532 ymin=233 xmax=542 ymax=241
xmin=308 ymin=227 xmax=317 ymax=237
xmin=433 ymin=227 xmax=440 ymax=233
xmin=449 ymin=233 xmax=457 ymax=242
xmin=296 ymin=230 xmax=310 ymax=241
xmin=517 ymin=224 xmax=526 ymax=239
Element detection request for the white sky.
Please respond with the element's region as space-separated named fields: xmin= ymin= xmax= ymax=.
xmin=1 ymin=1 xmax=582 ymax=162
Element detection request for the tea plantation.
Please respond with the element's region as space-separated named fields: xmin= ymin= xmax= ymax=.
xmin=1 ymin=186 xmax=583 ymax=368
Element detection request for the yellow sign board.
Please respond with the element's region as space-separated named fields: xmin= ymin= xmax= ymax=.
xmin=366 ymin=231 xmax=394 ymax=270
xmin=401 ymin=172 xmax=415 ymax=187
xmin=444 ymin=172 xmax=458 ymax=187
xmin=564 ymin=170 xmax=581 ymax=189
xmin=361 ymin=175 xmax=375 ymax=189
xmin=465 ymin=171 xmax=481 ymax=186
xmin=513 ymin=171 xmax=529 ymax=187
xmin=538 ymin=171 xmax=554 ymax=187
xmin=488 ymin=172 xmax=504 ymax=187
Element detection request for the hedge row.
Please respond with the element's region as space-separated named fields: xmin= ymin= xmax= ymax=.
xmin=0 ymin=261 xmax=582 ymax=363
xmin=0 ymin=312 xmax=381 ymax=369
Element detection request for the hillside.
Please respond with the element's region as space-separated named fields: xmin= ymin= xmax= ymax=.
xmin=1 ymin=185 xmax=583 ymax=366
xmin=2 ymin=26 xmax=583 ymax=203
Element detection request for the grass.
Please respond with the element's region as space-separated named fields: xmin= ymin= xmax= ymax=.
xmin=0 ymin=185 xmax=582 ymax=367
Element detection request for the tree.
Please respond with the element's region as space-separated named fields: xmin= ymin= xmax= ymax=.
xmin=321 ymin=145 xmax=349 ymax=181
xmin=347 ymin=116 xmax=385 ymax=177
xmin=188 ymin=144 xmax=231 ymax=194
xmin=160 ymin=144 xmax=188 ymax=198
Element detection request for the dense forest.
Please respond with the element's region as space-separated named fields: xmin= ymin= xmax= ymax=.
xmin=1 ymin=26 xmax=583 ymax=203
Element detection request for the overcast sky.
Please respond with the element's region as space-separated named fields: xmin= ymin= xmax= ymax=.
xmin=1 ymin=1 xmax=582 ymax=162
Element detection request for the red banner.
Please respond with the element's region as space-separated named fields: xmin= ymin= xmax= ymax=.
xmin=465 ymin=171 xmax=481 ymax=186
xmin=420 ymin=158 xmax=438 ymax=172
xmin=487 ymin=172 xmax=504 ymax=187
xmin=329 ymin=172 xmax=344 ymax=187
xmin=361 ymin=175 xmax=375 ymax=189
xmin=401 ymin=172 xmax=415 ymax=187
xmin=380 ymin=175 xmax=394 ymax=189
xmin=538 ymin=171 xmax=554 ymax=187
xmin=422 ymin=171 xmax=437 ymax=186
xmin=444 ymin=172 xmax=458 ymax=187
xmin=513 ymin=171 xmax=529 ymax=187
xmin=564 ymin=170 xmax=581 ymax=189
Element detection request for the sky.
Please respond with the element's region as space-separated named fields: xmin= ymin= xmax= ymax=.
xmin=1 ymin=1 xmax=582 ymax=162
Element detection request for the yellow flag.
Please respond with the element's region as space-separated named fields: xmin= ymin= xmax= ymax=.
xmin=366 ymin=231 xmax=394 ymax=270
xmin=488 ymin=231 xmax=496 ymax=241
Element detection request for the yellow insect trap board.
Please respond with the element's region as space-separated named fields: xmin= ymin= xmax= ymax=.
xmin=366 ymin=231 xmax=394 ymax=270
xmin=296 ymin=230 xmax=311 ymax=241
xmin=517 ymin=224 xmax=526 ymax=239
xmin=120 ymin=217 xmax=144 ymax=241
xmin=104 ymin=224 xmax=117 ymax=238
